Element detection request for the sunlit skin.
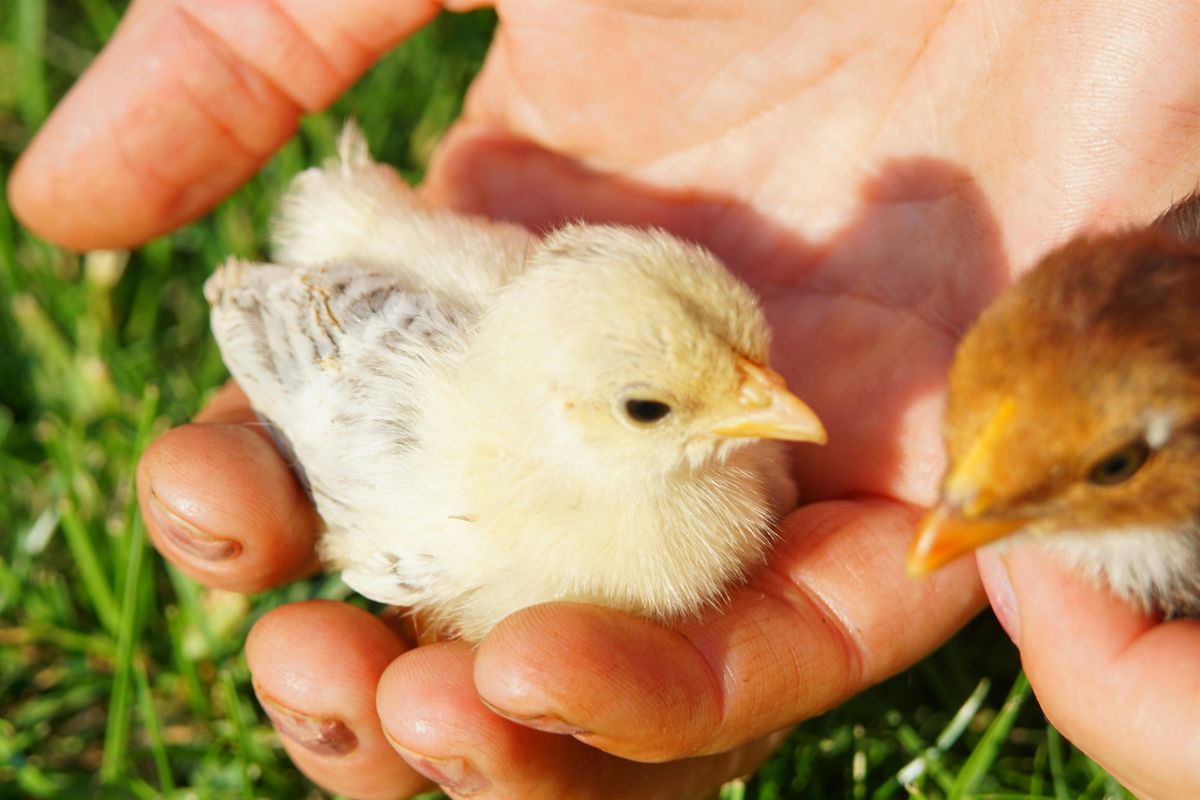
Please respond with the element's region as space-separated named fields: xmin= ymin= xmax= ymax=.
xmin=13 ymin=2 xmax=1200 ymax=798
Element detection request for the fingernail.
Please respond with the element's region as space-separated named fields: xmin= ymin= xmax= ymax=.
xmin=479 ymin=699 xmax=587 ymax=736
xmin=508 ymin=712 xmax=587 ymax=736
xmin=148 ymin=489 xmax=242 ymax=561
xmin=256 ymin=691 xmax=358 ymax=756
xmin=382 ymin=730 xmax=490 ymax=795
xmin=977 ymin=550 xmax=1020 ymax=644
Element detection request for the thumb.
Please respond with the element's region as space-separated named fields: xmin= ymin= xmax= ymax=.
xmin=981 ymin=545 xmax=1200 ymax=799
xmin=9 ymin=0 xmax=444 ymax=250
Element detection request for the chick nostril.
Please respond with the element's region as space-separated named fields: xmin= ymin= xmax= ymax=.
xmin=738 ymin=383 xmax=772 ymax=409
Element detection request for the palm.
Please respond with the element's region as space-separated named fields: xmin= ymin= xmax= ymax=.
xmin=15 ymin=2 xmax=1200 ymax=797
xmin=430 ymin=1 xmax=1200 ymax=505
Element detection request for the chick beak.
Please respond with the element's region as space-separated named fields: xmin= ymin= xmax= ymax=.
xmin=709 ymin=357 xmax=827 ymax=444
xmin=906 ymin=397 xmax=1027 ymax=575
xmin=905 ymin=504 xmax=1029 ymax=576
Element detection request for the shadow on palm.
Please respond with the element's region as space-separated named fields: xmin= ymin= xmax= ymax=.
xmin=428 ymin=136 xmax=1009 ymax=503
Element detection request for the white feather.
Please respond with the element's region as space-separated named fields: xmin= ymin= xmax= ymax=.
xmin=1043 ymin=526 xmax=1200 ymax=615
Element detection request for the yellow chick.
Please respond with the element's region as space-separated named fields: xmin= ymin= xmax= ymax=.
xmin=206 ymin=125 xmax=826 ymax=640
xmin=908 ymin=193 xmax=1200 ymax=617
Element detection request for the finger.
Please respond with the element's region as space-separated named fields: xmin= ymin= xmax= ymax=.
xmin=1004 ymin=546 xmax=1200 ymax=799
xmin=192 ymin=381 xmax=261 ymax=426
xmin=137 ymin=382 xmax=320 ymax=592
xmin=377 ymin=641 xmax=787 ymax=800
xmin=975 ymin=549 xmax=1019 ymax=643
xmin=474 ymin=497 xmax=984 ymax=761
xmin=9 ymin=0 xmax=442 ymax=250
xmin=246 ymin=600 xmax=429 ymax=800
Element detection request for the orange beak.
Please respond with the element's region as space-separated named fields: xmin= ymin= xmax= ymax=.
xmin=709 ymin=358 xmax=827 ymax=444
xmin=907 ymin=397 xmax=1027 ymax=575
xmin=906 ymin=505 xmax=1029 ymax=576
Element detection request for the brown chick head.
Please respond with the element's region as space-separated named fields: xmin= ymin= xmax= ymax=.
xmin=908 ymin=225 xmax=1200 ymax=612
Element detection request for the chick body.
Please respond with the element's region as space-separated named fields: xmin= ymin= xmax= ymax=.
xmin=912 ymin=194 xmax=1200 ymax=616
xmin=207 ymin=126 xmax=823 ymax=640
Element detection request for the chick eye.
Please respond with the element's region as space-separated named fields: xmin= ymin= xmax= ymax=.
xmin=624 ymin=399 xmax=672 ymax=424
xmin=1088 ymin=440 xmax=1151 ymax=486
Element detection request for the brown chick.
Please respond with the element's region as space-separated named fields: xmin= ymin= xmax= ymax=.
xmin=908 ymin=193 xmax=1200 ymax=617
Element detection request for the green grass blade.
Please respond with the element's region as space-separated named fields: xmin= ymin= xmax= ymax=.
xmin=0 ymin=164 xmax=19 ymax=298
xmin=0 ymin=623 xmax=116 ymax=658
xmin=720 ymin=778 xmax=747 ymax=800
xmin=950 ymin=671 xmax=1031 ymax=798
xmin=75 ymin=0 xmax=120 ymax=39
xmin=1046 ymin=724 xmax=1069 ymax=800
xmin=99 ymin=513 xmax=148 ymax=783
xmin=14 ymin=0 xmax=48 ymax=127
xmin=57 ymin=499 xmax=120 ymax=635
xmin=220 ymin=669 xmax=256 ymax=800
xmin=164 ymin=601 xmax=209 ymax=719
xmin=134 ymin=662 xmax=175 ymax=794
xmin=100 ymin=386 xmax=159 ymax=784
xmin=894 ymin=677 xmax=991 ymax=794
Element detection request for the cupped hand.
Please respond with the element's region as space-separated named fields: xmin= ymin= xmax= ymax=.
xmin=16 ymin=2 xmax=1200 ymax=798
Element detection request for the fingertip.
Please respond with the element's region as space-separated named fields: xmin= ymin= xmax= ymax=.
xmin=377 ymin=642 xmax=500 ymax=796
xmin=138 ymin=421 xmax=318 ymax=592
xmin=247 ymin=601 xmax=407 ymax=700
xmin=377 ymin=641 xmax=593 ymax=798
xmin=247 ymin=601 xmax=426 ymax=800
xmin=192 ymin=382 xmax=257 ymax=426
xmin=377 ymin=641 xmax=485 ymax=753
xmin=474 ymin=602 xmax=722 ymax=761
xmin=11 ymin=0 xmax=441 ymax=249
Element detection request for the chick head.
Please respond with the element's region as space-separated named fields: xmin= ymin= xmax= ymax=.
xmin=908 ymin=228 xmax=1200 ymax=574
xmin=468 ymin=224 xmax=826 ymax=477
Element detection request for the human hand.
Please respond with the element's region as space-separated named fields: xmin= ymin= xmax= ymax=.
xmin=979 ymin=548 xmax=1200 ymax=800
xmin=14 ymin=2 xmax=1200 ymax=798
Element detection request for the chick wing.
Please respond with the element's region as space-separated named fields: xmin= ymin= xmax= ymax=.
xmin=270 ymin=122 xmax=534 ymax=308
xmin=205 ymin=124 xmax=540 ymax=609
xmin=205 ymin=259 xmax=469 ymax=605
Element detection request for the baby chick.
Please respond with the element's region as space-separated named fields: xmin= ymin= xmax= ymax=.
xmin=206 ymin=125 xmax=826 ymax=640
xmin=908 ymin=193 xmax=1200 ymax=617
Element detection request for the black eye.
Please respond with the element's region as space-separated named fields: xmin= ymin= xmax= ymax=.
xmin=1088 ymin=440 xmax=1151 ymax=486
xmin=624 ymin=399 xmax=672 ymax=424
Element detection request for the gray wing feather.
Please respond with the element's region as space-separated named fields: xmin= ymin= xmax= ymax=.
xmin=206 ymin=259 xmax=469 ymax=604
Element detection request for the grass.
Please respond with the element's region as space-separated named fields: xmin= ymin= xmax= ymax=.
xmin=0 ymin=3 xmax=1133 ymax=799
